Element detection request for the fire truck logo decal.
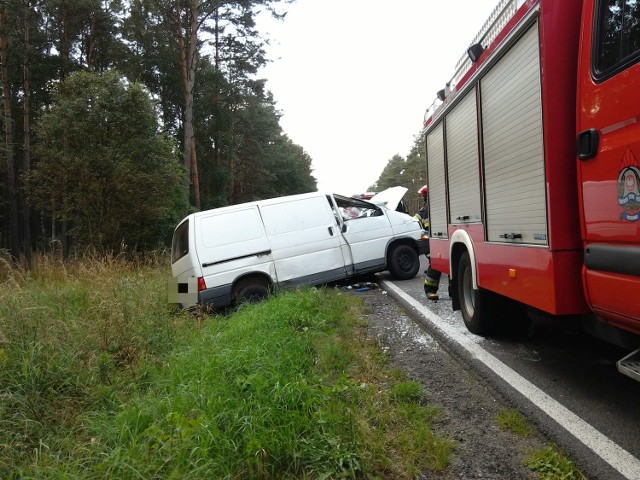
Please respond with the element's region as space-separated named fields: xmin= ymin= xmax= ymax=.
xmin=618 ymin=147 xmax=640 ymax=221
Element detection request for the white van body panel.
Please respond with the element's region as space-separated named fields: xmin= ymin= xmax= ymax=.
xmin=197 ymin=206 xmax=269 ymax=265
xmin=169 ymin=217 xmax=201 ymax=306
xmin=171 ymin=217 xmax=197 ymax=278
xmin=196 ymin=205 xmax=276 ymax=305
xmin=171 ymin=204 xmax=279 ymax=307
xmin=339 ymin=215 xmax=392 ymax=271
xmin=170 ymin=189 xmax=427 ymax=308
xmin=386 ymin=209 xmax=423 ymax=235
xmin=258 ymin=195 xmax=347 ymax=286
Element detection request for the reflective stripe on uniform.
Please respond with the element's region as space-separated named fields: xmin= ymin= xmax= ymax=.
xmin=424 ymin=278 xmax=439 ymax=287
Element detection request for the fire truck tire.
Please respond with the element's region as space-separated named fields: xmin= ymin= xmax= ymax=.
xmin=233 ymin=277 xmax=270 ymax=305
xmin=388 ymin=244 xmax=420 ymax=280
xmin=457 ymin=251 xmax=492 ymax=334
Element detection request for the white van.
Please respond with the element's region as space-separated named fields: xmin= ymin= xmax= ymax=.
xmin=170 ymin=187 xmax=428 ymax=308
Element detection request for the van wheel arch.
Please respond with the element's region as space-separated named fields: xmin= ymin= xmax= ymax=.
xmin=232 ymin=275 xmax=272 ymax=305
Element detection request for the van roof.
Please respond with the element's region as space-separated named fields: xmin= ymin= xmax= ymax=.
xmin=175 ymin=191 xmax=328 ymax=227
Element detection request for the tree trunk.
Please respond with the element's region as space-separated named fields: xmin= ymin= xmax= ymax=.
xmin=60 ymin=1 xmax=71 ymax=260
xmin=87 ymin=6 xmax=97 ymax=69
xmin=212 ymin=7 xmax=224 ymax=203
xmin=213 ymin=6 xmax=219 ymax=170
xmin=176 ymin=0 xmax=200 ymax=209
xmin=22 ymin=0 xmax=32 ymax=268
xmin=61 ymin=2 xmax=69 ymax=81
xmin=50 ymin=206 xmax=55 ymax=253
xmin=0 ymin=1 xmax=20 ymax=264
xmin=176 ymin=2 xmax=190 ymax=185
xmin=190 ymin=134 xmax=200 ymax=208
xmin=61 ymin=218 xmax=70 ymax=261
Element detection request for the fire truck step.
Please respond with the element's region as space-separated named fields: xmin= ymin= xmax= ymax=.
xmin=617 ymin=348 xmax=640 ymax=382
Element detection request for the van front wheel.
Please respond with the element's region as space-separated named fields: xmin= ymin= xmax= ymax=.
xmin=388 ymin=244 xmax=420 ymax=280
xmin=233 ymin=278 xmax=269 ymax=305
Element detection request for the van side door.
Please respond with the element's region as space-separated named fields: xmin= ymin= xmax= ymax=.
xmin=330 ymin=194 xmax=393 ymax=274
xmin=577 ymin=0 xmax=640 ymax=330
xmin=259 ymin=195 xmax=347 ymax=287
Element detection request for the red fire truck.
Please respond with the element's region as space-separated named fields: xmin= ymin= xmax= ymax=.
xmin=422 ymin=0 xmax=640 ymax=379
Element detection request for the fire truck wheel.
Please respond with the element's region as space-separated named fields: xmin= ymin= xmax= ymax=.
xmin=388 ymin=244 xmax=420 ymax=280
xmin=457 ymin=251 xmax=492 ymax=334
xmin=233 ymin=277 xmax=270 ymax=305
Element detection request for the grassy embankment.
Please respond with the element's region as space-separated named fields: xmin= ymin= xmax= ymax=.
xmin=0 ymin=254 xmax=453 ymax=479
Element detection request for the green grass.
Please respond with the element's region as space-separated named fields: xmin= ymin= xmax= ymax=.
xmin=0 ymin=255 xmax=454 ymax=479
xmin=496 ymin=408 xmax=534 ymax=437
xmin=496 ymin=409 xmax=585 ymax=479
xmin=525 ymin=446 xmax=586 ymax=480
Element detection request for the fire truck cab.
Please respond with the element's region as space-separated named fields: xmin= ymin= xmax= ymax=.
xmin=422 ymin=0 xmax=640 ymax=379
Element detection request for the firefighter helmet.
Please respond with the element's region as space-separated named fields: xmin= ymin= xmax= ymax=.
xmin=418 ymin=185 xmax=428 ymax=198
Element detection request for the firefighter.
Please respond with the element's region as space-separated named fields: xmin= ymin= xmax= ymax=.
xmin=415 ymin=185 xmax=441 ymax=301
xmin=414 ymin=185 xmax=430 ymax=229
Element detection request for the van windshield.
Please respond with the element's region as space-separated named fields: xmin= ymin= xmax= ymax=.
xmin=333 ymin=194 xmax=382 ymax=220
xmin=171 ymin=220 xmax=189 ymax=264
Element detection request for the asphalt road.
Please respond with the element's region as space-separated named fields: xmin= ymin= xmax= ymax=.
xmin=376 ymin=257 xmax=640 ymax=480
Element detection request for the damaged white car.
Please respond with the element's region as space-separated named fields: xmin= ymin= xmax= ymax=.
xmin=170 ymin=187 xmax=428 ymax=308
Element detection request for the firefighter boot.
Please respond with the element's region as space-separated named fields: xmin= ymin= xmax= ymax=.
xmin=423 ymin=277 xmax=439 ymax=301
xmin=424 ymin=265 xmax=441 ymax=301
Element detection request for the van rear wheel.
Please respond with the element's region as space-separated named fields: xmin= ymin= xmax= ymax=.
xmin=388 ymin=244 xmax=420 ymax=280
xmin=233 ymin=278 xmax=269 ymax=305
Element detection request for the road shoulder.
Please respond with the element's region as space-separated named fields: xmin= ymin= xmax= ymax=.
xmin=353 ymin=286 xmax=549 ymax=479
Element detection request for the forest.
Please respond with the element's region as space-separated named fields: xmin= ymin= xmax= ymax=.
xmin=0 ymin=0 xmax=319 ymax=265
xmin=0 ymin=0 xmax=430 ymax=268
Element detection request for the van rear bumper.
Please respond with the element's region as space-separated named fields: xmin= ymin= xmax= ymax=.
xmin=199 ymin=284 xmax=233 ymax=308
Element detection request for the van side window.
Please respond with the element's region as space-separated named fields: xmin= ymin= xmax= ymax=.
xmin=171 ymin=220 xmax=189 ymax=264
xmin=594 ymin=0 xmax=640 ymax=78
xmin=333 ymin=195 xmax=382 ymax=220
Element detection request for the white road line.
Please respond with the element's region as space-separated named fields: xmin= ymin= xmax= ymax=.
xmin=382 ymin=280 xmax=640 ymax=480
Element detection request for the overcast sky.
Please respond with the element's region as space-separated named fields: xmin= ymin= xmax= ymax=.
xmin=258 ymin=0 xmax=500 ymax=195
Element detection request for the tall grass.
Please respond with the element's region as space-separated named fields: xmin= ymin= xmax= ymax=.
xmin=0 ymin=253 xmax=196 ymax=478
xmin=1 ymin=256 xmax=453 ymax=479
